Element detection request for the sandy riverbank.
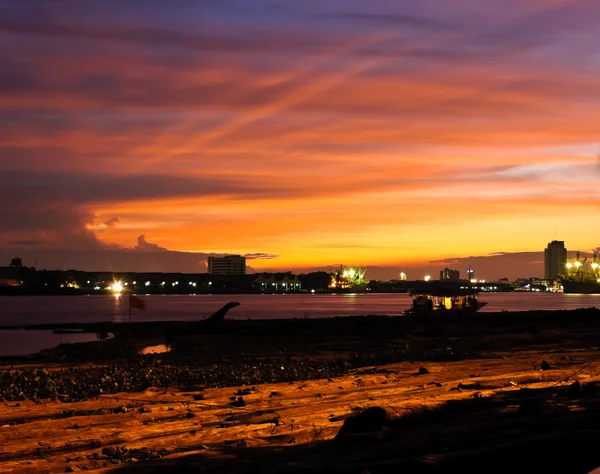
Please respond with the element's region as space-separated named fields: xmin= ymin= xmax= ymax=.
xmin=2 ymin=309 xmax=600 ymax=472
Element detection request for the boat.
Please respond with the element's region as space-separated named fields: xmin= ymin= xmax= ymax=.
xmin=52 ymin=328 xmax=85 ymax=334
xmin=560 ymin=252 xmax=600 ymax=294
xmin=404 ymin=283 xmax=487 ymax=315
xmin=561 ymin=280 xmax=600 ymax=294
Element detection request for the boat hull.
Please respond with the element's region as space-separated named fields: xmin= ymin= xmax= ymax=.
xmin=562 ymin=280 xmax=600 ymax=294
xmin=404 ymin=302 xmax=487 ymax=316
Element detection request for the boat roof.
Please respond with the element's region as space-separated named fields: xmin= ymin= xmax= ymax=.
xmin=409 ymin=282 xmax=479 ymax=297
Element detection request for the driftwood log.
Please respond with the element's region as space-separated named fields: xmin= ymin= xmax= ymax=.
xmin=203 ymin=301 xmax=241 ymax=326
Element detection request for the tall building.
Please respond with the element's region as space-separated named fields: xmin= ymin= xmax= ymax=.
xmin=467 ymin=267 xmax=475 ymax=281
xmin=207 ymin=255 xmax=246 ymax=275
xmin=440 ymin=267 xmax=460 ymax=281
xmin=544 ymin=240 xmax=567 ymax=279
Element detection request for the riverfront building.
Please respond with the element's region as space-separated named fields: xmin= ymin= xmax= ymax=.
xmin=208 ymin=255 xmax=246 ymax=275
xmin=440 ymin=267 xmax=460 ymax=281
xmin=544 ymin=240 xmax=567 ymax=279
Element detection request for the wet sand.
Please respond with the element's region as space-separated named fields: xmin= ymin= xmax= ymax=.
xmin=2 ymin=309 xmax=600 ymax=473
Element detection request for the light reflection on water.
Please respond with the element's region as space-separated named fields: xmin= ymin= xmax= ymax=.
xmin=139 ymin=344 xmax=171 ymax=355
xmin=0 ymin=329 xmax=101 ymax=356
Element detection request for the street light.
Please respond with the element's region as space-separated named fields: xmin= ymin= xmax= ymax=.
xmin=112 ymin=281 xmax=123 ymax=295
xmin=424 ymin=275 xmax=431 ymax=282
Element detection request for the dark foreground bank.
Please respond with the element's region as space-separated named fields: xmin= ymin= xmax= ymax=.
xmin=2 ymin=308 xmax=600 ymax=401
xmin=2 ymin=308 xmax=600 ymax=473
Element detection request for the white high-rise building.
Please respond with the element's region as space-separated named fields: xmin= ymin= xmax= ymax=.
xmin=207 ymin=255 xmax=246 ymax=275
xmin=544 ymin=240 xmax=567 ymax=279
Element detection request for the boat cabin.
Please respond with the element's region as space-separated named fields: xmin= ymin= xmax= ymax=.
xmin=407 ymin=286 xmax=486 ymax=314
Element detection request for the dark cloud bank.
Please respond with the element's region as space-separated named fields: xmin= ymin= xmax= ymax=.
xmin=1 ymin=234 xmax=276 ymax=273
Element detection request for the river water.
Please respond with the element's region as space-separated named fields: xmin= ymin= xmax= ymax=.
xmin=1 ymin=293 xmax=599 ymax=356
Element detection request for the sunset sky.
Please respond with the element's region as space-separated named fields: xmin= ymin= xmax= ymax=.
xmin=1 ymin=0 xmax=599 ymax=279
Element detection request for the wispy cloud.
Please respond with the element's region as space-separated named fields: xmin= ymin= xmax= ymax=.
xmin=2 ymin=0 xmax=600 ymax=270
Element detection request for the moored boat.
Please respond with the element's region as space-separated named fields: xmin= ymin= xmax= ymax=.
xmin=561 ymin=252 xmax=600 ymax=294
xmin=404 ymin=284 xmax=487 ymax=315
xmin=561 ymin=280 xmax=600 ymax=294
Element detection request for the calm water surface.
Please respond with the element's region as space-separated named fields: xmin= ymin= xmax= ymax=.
xmin=1 ymin=293 xmax=599 ymax=356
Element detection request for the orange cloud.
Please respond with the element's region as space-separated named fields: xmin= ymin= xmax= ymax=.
xmin=2 ymin=0 xmax=600 ymax=275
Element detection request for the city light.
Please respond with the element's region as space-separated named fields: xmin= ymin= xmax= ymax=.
xmin=330 ymin=266 xmax=367 ymax=289
xmin=112 ymin=281 xmax=123 ymax=295
xmin=566 ymin=263 xmax=573 ymax=269
xmin=424 ymin=275 xmax=431 ymax=282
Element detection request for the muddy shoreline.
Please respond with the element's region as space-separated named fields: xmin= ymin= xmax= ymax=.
xmin=2 ymin=308 xmax=600 ymax=472
xmin=4 ymin=308 xmax=600 ymax=363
